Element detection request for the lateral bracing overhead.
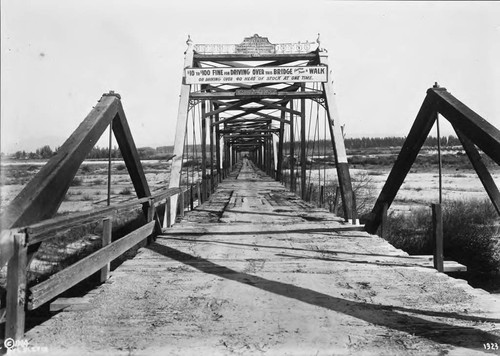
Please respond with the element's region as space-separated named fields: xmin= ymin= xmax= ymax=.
xmin=168 ymin=34 xmax=355 ymax=223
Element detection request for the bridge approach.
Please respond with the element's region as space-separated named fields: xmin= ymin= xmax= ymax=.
xmin=25 ymin=160 xmax=500 ymax=355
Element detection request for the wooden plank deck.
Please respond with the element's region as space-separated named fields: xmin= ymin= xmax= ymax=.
xmin=25 ymin=159 xmax=500 ymax=355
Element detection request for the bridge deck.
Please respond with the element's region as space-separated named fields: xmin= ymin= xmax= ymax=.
xmin=27 ymin=160 xmax=499 ymax=355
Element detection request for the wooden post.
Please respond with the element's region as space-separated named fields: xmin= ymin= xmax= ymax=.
xmin=167 ymin=40 xmax=194 ymax=225
xmin=201 ymin=178 xmax=205 ymax=202
xmin=178 ymin=191 xmax=185 ymax=218
xmin=147 ymin=198 xmax=155 ymax=222
xmin=380 ymin=203 xmax=388 ymax=239
xmin=267 ymin=137 xmax=271 ymax=176
xmin=107 ymin=125 xmax=112 ymax=206
xmin=320 ymin=185 xmax=324 ymax=207
xmin=351 ymin=193 xmax=358 ymax=225
xmin=232 ymin=146 xmax=236 ymax=167
xmin=258 ymin=144 xmax=262 ymax=169
xmin=201 ymin=100 xmax=208 ymax=203
xmin=166 ymin=197 xmax=172 ymax=228
xmin=432 ymin=203 xmax=444 ymax=272
xmin=272 ymin=128 xmax=278 ymax=180
xmin=333 ymin=186 xmax=340 ymax=215
xmin=222 ymin=139 xmax=228 ymax=174
xmin=215 ymin=117 xmax=222 ymax=182
xmin=190 ymin=185 xmax=194 ymax=210
xmin=300 ymin=84 xmax=307 ymax=200
xmin=289 ymin=101 xmax=295 ymax=193
xmin=100 ymin=218 xmax=112 ymax=282
xmin=209 ymin=102 xmax=215 ymax=193
xmin=197 ymin=181 xmax=202 ymax=205
xmin=204 ymin=177 xmax=209 ymax=201
xmin=277 ymin=116 xmax=284 ymax=181
xmin=308 ymin=183 xmax=313 ymax=202
xmin=320 ymin=52 xmax=355 ymax=221
xmin=5 ymin=232 xmax=28 ymax=341
xmin=265 ymin=137 xmax=270 ymax=175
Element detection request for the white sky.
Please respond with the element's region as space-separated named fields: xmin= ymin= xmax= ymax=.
xmin=1 ymin=0 xmax=499 ymax=153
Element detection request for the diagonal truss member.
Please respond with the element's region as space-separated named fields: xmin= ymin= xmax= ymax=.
xmin=168 ymin=35 xmax=355 ymax=223
xmin=365 ymin=86 xmax=500 ymax=234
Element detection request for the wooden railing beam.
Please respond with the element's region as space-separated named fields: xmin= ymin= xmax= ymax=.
xmin=455 ymin=128 xmax=500 ymax=215
xmin=430 ymin=88 xmax=500 ymax=165
xmin=29 ymin=221 xmax=155 ymax=310
xmin=5 ymin=233 xmax=28 ymax=341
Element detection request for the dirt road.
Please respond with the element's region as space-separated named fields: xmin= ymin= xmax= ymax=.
xmin=25 ymin=159 xmax=500 ymax=355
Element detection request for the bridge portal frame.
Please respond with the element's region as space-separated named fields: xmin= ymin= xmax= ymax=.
xmin=168 ymin=35 xmax=355 ymax=223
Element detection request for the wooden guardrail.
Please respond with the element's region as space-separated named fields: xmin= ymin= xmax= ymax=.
xmin=0 ymin=91 xmax=228 ymax=342
xmin=1 ymin=185 xmax=198 ymax=341
xmin=366 ymin=84 xmax=500 ymax=272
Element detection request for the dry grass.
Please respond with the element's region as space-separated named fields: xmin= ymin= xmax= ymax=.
xmin=385 ymin=199 xmax=500 ymax=272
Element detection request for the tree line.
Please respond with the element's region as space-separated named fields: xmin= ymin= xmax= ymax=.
xmin=9 ymin=136 xmax=462 ymax=160
xmin=12 ymin=145 xmax=175 ymax=160
xmin=282 ymin=135 xmax=462 ymax=151
xmin=344 ymin=135 xmax=462 ymax=149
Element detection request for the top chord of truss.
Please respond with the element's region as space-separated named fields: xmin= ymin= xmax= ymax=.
xmin=193 ymin=34 xmax=318 ymax=55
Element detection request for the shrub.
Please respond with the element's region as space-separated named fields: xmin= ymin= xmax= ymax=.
xmin=82 ymin=194 xmax=93 ymax=201
xmin=385 ymin=199 xmax=500 ymax=272
xmin=91 ymin=179 xmax=105 ymax=186
xmin=80 ymin=165 xmax=91 ymax=173
xmin=324 ymin=171 xmax=375 ymax=218
xmin=119 ymin=187 xmax=132 ymax=195
xmin=116 ymin=164 xmax=126 ymax=171
xmin=385 ymin=208 xmax=432 ymax=254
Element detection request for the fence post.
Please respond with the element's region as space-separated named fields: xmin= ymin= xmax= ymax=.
xmin=308 ymin=183 xmax=313 ymax=202
xmin=197 ymin=181 xmax=203 ymax=205
xmin=351 ymin=193 xmax=358 ymax=225
xmin=5 ymin=232 xmax=28 ymax=342
xmin=432 ymin=203 xmax=444 ymax=272
xmin=202 ymin=178 xmax=206 ymax=202
xmin=380 ymin=203 xmax=388 ymax=239
xmin=100 ymin=218 xmax=112 ymax=282
xmin=147 ymin=198 xmax=155 ymax=222
xmin=320 ymin=185 xmax=324 ymax=208
xmin=178 ymin=191 xmax=185 ymax=218
xmin=166 ymin=197 xmax=172 ymax=228
xmin=190 ymin=185 xmax=194 ymax=210
xmin=333 ymin=186 xmax=340 ymax=214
